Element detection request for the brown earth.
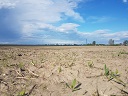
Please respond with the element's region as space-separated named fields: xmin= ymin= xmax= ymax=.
xmin=0 ymin=46 xmax=128 ymax=96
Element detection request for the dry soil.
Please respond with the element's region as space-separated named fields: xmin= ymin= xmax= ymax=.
xmin=0 ymin=46 xmax=128 ymax=96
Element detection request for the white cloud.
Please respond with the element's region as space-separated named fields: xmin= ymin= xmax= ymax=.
xmin=94 ymin=29 xmax=110 ymax=34
xmin=43 ymin=39 xmax=81 ymax=44
xmin=17 ymin=22 xmax=83 ymax=44
xmin=13 ymin=0 xmax=84 ymax=23
xmin=35 ymin=23 xmax=56 ymax=31
xmin=57 ymin=23 xmax=80 ymax=33
xmin=22 ymin=21 xmax=128 ymax=44
xmin=0 ymin=0 xmax=84 ymax=34
xmin=0 ymin=42 xmax=10 ymax=44
xmin=22 ymin=22 xmax=80 ymax=34
xmin=12 ymin=0 xmax=84 ymax=37
xmin=78 ymin=30 xmax=128 ymax=44
xmin=0 ymin=0 xmax=18 ymax=9
xmin=123 ymin=0 xmax=127 ymax=3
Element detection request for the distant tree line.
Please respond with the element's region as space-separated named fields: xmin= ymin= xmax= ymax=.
xmin=123 ymin=40 xmax=128 ymax=46
xmin=0 ymin=39 xmax=127 ymax=46
xmin=108 ymin=39 xmax=114 ymax=45
xmin=108 ymin=39 xmax=128 ymax=46
xmin=83 ymin=39 xmax=128 ymax=46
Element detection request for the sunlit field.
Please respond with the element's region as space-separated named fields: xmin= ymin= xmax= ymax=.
xmin=0 ymin=46 xmax=128 ymax=96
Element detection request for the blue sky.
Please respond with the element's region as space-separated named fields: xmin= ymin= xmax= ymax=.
xmin=0 ymin=0 xmax=128 ymax=44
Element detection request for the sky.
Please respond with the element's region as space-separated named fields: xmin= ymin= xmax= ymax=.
xmin=0 ymin=0 xmax=128 ymax=44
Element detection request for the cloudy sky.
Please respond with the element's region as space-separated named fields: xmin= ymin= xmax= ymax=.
xmin=0 ymin=0 xmax=128 ymax=44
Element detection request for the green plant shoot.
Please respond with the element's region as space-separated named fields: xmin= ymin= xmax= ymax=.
xmin=17 ymin=90 xmax=25 ymax=96
xmin=71 ymin=79 xmax=76 ymax=89
xmin=66 ymin=79 xmax=81 ymax=92
xmin=104 ymin=64 xmax=109 ymax=76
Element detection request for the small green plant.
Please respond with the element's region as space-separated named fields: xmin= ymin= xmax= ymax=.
xmin=109 ymin=71 xmax=118 ymax=80
xmin=104 ymin=64 xmax=109 ymax=76
xmin=104 ymin=64 xmax=125 ymax=86
xmin=18 ymin=62 xmax=25 ymax=71
xmin=88 ymin=60 xmax=94 ymax=68
xmin=118 ymin=50 xmax=128 ymax=56
xmin=17 ymin=90 xmax=26 ymax=96
xmin=58 ymin=66 xmax=62 ymax=73
xmin=31 ymin=59 xmax=35 ymax=66
xmin=66 ymin=79 xmax=81 ymax=92
xmin=104 ymin=64 xmax=119 ymax=79
xmin=19 ymin=62 xmax=25 ymax=69
xmin=119 ymin=50 xmax=128 ymax=54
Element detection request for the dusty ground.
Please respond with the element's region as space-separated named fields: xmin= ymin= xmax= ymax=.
xmin=0 ymin=46 xmax=128 ymax=96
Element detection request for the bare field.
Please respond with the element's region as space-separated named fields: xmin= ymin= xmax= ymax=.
xmin=0 ymin=46 xmax=128 ymax=96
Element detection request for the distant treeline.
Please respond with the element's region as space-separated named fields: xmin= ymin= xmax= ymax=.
xmin=0 ymin=43 xmax=127 ymax=46
xmin=0 ymin=39 xmax=127 ymax=46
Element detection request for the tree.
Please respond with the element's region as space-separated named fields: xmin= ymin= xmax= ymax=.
xmin=108 ymin=39 xmax=114 ymax=45
xmin=123 ymin=40 xmax=128 ymax=46
xmin=92 ymin=41 xmax=96 ymax=45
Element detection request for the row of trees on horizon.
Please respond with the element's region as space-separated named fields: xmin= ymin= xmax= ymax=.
xmin=91 ymin=39 xmax=128 ymax=46
xmin=0 ymin=40 xmax=128 ymax=46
